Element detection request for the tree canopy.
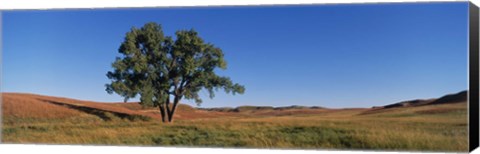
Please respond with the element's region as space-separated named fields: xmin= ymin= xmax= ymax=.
xmin=106 ymin=22 xmax=245 ymax=122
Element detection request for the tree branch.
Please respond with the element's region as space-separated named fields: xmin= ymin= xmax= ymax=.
xmin=177 ymin=76 xmax=188 ymax=95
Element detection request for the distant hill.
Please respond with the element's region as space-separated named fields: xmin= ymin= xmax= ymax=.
xmin=430 ymin=90 xmax=467 ymax=105
xmin=198 ymin=105 xmax=326 ymax=112
xmin=379 ymin=90 xmax=467 ymax=109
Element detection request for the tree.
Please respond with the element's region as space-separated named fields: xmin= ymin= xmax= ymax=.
xmin=105 ymin=22 xmax=245 ymax=123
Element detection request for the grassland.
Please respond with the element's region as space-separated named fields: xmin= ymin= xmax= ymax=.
xmin=1 ymin=93 xmax=468 ymax=152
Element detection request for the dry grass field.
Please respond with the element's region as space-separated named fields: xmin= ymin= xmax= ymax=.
xmin=1 ymin=92 xmax=468 ymax=152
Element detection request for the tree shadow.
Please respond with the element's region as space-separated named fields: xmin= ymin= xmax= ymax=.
xmin=39 ymin=99 xmax=150 ymax=121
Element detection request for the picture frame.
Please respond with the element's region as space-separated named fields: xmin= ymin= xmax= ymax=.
xmin=1 ymin=0 xmax=479 ymax=153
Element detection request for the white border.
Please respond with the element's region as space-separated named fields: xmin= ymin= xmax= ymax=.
xmin=0 ymin=0 xmax=478 ymax=154
xmin=0 ymin=144 xmax=464 ymax=154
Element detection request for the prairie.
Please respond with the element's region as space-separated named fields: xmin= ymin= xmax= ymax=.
xmin=1 ymin=92 xmax=468 ymax=152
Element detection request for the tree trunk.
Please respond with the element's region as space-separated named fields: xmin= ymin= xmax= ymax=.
xmin=165 ymin=96 xmax=171 ymax=120
xmin=158 ymin=103 xmax=168 ymax=123
xmin=167 ymin=96 xmax=181 ymax=122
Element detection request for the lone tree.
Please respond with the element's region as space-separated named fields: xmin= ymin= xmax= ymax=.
xmin=106 ymin=22 xmax=245 ymax=123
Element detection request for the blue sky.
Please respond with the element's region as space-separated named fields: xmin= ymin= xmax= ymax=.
xmin=2 ymin=2 xmax=469 ymax=108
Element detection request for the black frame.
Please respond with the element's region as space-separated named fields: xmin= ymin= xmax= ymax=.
xmin=469 ymin=1 xmax=479 ymax=152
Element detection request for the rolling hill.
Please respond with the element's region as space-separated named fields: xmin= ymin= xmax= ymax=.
xmin=360 ymin=90 xmax=467 ymax=115
xmin=1 ymin=93 xmax=233 ymax=122
xmin=1 ymin=90 xmax=468 ymax=122
xmin=380 ymin=90 xmax=467 ymax=109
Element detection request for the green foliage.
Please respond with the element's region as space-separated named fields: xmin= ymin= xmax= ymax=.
xmin=106 ymin=22 xmax=245 ymax=108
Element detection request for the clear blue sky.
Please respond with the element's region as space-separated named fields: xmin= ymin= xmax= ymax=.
xmin=2 ymin=2 xmax=469 ymax=108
